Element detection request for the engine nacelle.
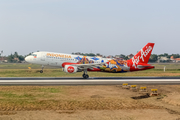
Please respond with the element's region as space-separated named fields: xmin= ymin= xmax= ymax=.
xmin=63 ymin=65 xmax=78 ymax=73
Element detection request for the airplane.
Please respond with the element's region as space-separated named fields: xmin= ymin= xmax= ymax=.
xmin=25 ymin=43 xmax=155 ymax=79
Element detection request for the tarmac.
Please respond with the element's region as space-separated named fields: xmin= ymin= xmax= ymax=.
xmin=0 ymin=77 xmax=180 ymax=85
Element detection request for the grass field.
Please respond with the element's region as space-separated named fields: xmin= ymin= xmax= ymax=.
xmin=0 ymin=69 xmax=180 ymax=77
xmin=0 ymin=63 xmax=180 ymax=77
xmin=0 ymin=63 xmax=55 ymax=69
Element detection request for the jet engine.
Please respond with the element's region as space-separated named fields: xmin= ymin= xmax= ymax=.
xmin=63 ymin=65 xmax=78 ymax=73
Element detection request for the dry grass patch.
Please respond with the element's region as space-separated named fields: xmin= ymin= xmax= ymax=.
xmin=0 ymin=111 xmax=17 ymax=115
xmin=0 ymin=99 xmax=160 ymax=111
xmin=1 ymin=85 xmax=180 ymax=112
xmin=0 ymin=86 xmax=161 ymax=111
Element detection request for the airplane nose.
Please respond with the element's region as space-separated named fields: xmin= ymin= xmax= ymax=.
xmin=25 ymin=56 xmax=30 ymax=62
xmin=25 ymin=56 xmax=28 ymax=62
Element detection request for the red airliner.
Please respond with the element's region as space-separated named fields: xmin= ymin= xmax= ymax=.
xmin=25 ymin=43 xmax=155 ymax=79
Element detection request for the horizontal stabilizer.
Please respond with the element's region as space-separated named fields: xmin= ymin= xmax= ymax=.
xmin=137 ymin=65 xmax=154 ymax=69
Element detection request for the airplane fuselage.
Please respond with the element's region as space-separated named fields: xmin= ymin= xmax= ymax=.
xmin=25 ymin=43 xmax=155 ymax=78
xmin=25 ymin=52 xmax=111 ymax=68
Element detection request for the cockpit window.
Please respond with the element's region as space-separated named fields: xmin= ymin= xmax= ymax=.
xmin=32 ymin=54 xmax=37 ymax=57
xmin=30 ymin=54 xmax=37 ymax=58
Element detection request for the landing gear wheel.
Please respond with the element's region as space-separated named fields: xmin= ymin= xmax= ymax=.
xmin=82 ymin=69 xmax=89 ymax=79
xmin=83 ymin=74 xmax=89 ymax=79
xmin=82 ymin=73 xmax=85 ymax=78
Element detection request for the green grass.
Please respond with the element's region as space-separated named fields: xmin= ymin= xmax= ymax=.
xmin=0 ymin=63 xmax=57 ymax=69
xmin=0 ymin=91 xmax=35 ymax=101
xmin=0 ymin=63 xmax=180 ymax=77
xmin=0 ymin=68 xmax=180 ymax=77
xmin=152 ymin=63 xmax=180 ymax=69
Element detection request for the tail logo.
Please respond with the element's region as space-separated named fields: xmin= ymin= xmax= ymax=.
xmin=140 ymin=46 xmax=152 ymax=62
xmin=132 ymin=57 xmax=139 ymax=68
xmin=132 ymin=46 xmax=152 ymax=68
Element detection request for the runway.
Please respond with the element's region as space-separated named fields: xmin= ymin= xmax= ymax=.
xmin=0 ymin=77 xmax=180 ymax=85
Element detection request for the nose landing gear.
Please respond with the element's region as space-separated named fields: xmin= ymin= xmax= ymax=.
xmin=40 ymin=65 xmax=44 ymax=73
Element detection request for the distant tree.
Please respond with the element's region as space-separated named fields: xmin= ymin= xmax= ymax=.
xmin=7 ymin=54 xmax=14 ymax=63
xmin=171 ymin=54 xmax=180 ymax=58
xmin=96 ymin=53 xmax=101 ymax=56
xmin=149 ymin=54 xmax=158 ymax=62
xmin=158 ymin=53 xmax=172 ymax=58
xmin=88 ymin=53 xmax=96 ymax=56
xmin=81 ymin=53 xmax=96 ymax=56
xmin=167 ymin=55 xmax=171 ymax=58
xmin=18 ymin=55 xmax=25 ymax=61
xmin=119 ymin=54 xmax=129 ymax=60
xmin=163 ymin=53 xmax=168 ymax=57
xmin=14 ymin=52 xmax=18 ymax=58
xmin=124 ymin=56 xmax=129 ymax=60
xmin=25 ymin=53 xmax=32 ymax=57
xmin=158 ymin=54 xmax=164 ymax=57
xmin=120 ymin=54 xmax=126 ymax=58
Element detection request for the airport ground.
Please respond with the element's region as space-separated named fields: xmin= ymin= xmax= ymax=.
xmin=0 ymin=63 xmax=180 ymax=120
xmin=0 ymin=85 xmax=180 ymax=120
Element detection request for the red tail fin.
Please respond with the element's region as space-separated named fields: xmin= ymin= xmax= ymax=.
xmin=130 ymin=43 xmax=155 ymax=64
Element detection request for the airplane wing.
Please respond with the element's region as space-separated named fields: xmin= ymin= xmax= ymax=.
xmin=70 ymin=63 xmax=105 ymax=70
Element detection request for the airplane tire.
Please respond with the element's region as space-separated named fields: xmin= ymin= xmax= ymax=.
xmin=40 ymin=70 xmax=43 ymax=73
xmin=83 ymin=74 xmax=89 ymax=79
xmin=82 ymin=74 xmax=85 ymax=78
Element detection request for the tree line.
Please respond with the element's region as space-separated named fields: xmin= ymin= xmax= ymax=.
xmin=149 ymin=53 xmax=180 ymax=62
xmin=0 ymin=52 xmax=29 ymax=63
xmin=0 ymin=52 xmax=180 ymax=63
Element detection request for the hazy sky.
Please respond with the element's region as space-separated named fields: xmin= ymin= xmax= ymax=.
xmin=0 ymin=0 xmax=180 ymax=56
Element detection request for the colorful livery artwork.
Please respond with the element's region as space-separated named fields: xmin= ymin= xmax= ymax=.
xmin=25 ymin=43 xmax=155 ymax=79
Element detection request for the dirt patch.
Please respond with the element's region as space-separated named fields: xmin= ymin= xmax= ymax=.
xmin=56 ymin=110 xmax=76 ymax=114
xmin=0 ymin=110 xmax=179 ymax=120
xmin=0 ymin=85 xmax=179 ymax=119
xmin=0 ymin=98 xmax=160 ymax=111
xmin=162 ymin=93 xmax=180 ymax=106
xmin=90 ymin=95 xmax=104 ymax=98
xmin=166 ymin=108 xmax=180 ymax=115
xmin=0 ymin=111 xmax=17 ymax=115
xmin=131 ymin=93 xmax=150 ymax=99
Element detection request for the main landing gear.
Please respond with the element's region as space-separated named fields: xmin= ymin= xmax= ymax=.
xmin=82 ymin=69 xmax=89 ymax=79
xmin=40 ymin=65 xmax=44 ymax=73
